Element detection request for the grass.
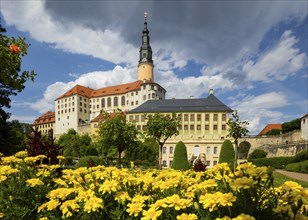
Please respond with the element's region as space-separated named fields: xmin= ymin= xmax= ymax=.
xmin=273 ymin=171 xmax=308 ymax=188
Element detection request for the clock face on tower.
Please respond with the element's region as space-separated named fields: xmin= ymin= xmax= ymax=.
xmin=142 ymin=58 xmax=147 ymax=62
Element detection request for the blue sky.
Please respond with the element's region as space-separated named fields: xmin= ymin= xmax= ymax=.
xmin=1 ymin=1 xmax=307 ymax=135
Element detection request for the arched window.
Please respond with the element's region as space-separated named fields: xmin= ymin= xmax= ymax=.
xmin=101 ymin=98 xmax=105 ymax=108
xmin=121 ymin=96 xmax=125 ymax=106
xmin=114 ymin=97 xmax=118 ymax=106
xmin=107 ymin=97 xmax=111 ymax=107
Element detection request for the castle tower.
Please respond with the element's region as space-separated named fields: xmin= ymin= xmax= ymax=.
xmin=138 ymin=12 xmax=154 ymax=81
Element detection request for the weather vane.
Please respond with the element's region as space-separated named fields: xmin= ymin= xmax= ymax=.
xmin=144 ymin=11 xmax=148 ymax=22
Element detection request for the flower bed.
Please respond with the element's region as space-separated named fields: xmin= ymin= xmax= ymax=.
xmin=0 ymin=151 xmax=307 ymax=219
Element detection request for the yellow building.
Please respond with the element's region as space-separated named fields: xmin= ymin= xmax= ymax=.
xmin=32 ymin=111 xmax=55 ymax=135
xmin=127 ymin=90 xmax=233 ymax=168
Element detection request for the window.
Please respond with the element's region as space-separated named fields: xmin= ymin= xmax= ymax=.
xmin=131 ymin=101 xmax=134 ymax=106
xmin=214 ymin=114 xmax=218 ymax=121
xmin=72 ymin=102 xmax=74 ymax=106
xmin=178 ymin=114 xmax=182 ymax=121
xmin=197 ymin=114 xmax=201 ymax=121
xmin=141 ymin=115 xmax=145 ymax=122
xmin=163 ymin=160 xmax=167 ymax=167
xmin=214 ymin=146 xmax=218 ymax=154
xmin=207 ymin=146 xmax=211 ymax=154
xmin=101 ymin=99 xmax=105 ymax=108
xmin=143 ymin=95 xmax=146 ymax=100
xmin=162 ymin=147 xmax=166 ymax=154
xmin=152 ymin=93 xmax=155 ymax=98
xmin=222 ymin=114 xmax=226 ymax=121
xmin=67 ymin=116 xmax=69 ymax=119
xmin=97 ymin=105 xmax=99 ymax=109
xmin=137 ymin=125 xmax=141 ymax=130
xmin=169 ymin=147 xmax=174 ymax=154
xmin=94 ymin=124 xmax=97 ymax=128
xmin=114 ymin=97 xmax=118 ymax=106
xmin=80 ymin=108 xmax=82 ymax=112
xmin=136 ymin=91 xmax=138 ymax=95
xmin=190 ymin=125 xmax=194 ymax=130
xmin=190 ymin=114 xmax=195 ymax=121
xmin=213 ymin=161 xmax=217 ymax=166
xmin=129 ymin=115 xmax=133 ymax=122
xmin=222 ymin=125 xmax=226 ymax=130
xmin=169 ymin=160 xmax=173 ymax=167
xmin=151 ymin=85 xmax=154 ymax=90
xmin=205 ymin=125 xmax=209 ymax=130
xmin=131 ymin=92 xmax=134 ymax=96
xmin=143 ymin=85 xmax=146 ymax=89
xmin=214 ymin=125 xmax=218 ymax=130
xmin=121 ymin=96 xmax=125 ymax=106
xmin=206 ymin=161 xmax=211 ymax=166
xmin=197 ymin=125 xmax=201 ymax=130
xmin=136 ymin=101 xmax=138 ymax=105
xmin=205 ymin=114 xmax=209 ymax=121
xmin=107 ymin=98 xmax=111 ymax=107
xmin=184 ymin=125 xmax=188 ymax=130
xmin=148 ymin=94 xmax=151 ymax=99
xmin=184 ymin=114 xmax=189 ymax=121
xmin=72 ymin=108 xmax=75 ymax=112
xmin=80 ymin=102 xmax=82 ymax=106
xmin=135 ymin=115 xmax=139 ymax=122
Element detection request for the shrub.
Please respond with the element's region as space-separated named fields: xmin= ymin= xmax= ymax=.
xmin=85 ymin=147 xmax=99 ymax=156
xmin=78 ymin=156 xmax=104 ymax=167
xmin=294 ymin=149 xmax=308 ymax=162
xmin=249 ymin=156 xmax=295 ymax=169
xmin=171 ymin=141 xmax=190 ymax=170
xmin=218 ymin=140 xmax=235 ymax=169
xmin=193 ymin=159 xmax=207 ymax=172
xmin=248 ymin=149 xmax=267 ymax=160
xmin=286 ymin=160 xmax=308 ymax=174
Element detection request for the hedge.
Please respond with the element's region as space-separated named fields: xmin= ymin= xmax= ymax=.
xmin=249 ymin=156 xmax=295 ymax=169
xmin=218 ymin=140 xmax=235 ymax=170
xmin=171 ymin=141 xmax=191 ymax=170
xmin=78 ymin=156 xmax=105 ymax=167
xmin=294 ymin=149 xmax=308 ymax=162
xmin=285 ymin=160 xmax=308 ymax=174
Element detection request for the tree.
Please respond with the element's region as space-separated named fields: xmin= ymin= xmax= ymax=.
xmin=266 ymin=129 xmax=282 ymax=136
xmin=282 ymin=118 xmax=301 ymax=133
xmin=226 ymin=111 xmax=249 ymax=170
xmin=171 ymin=141 xmax=190 ymax=170
xmin=0 ymin=24 xmax=36 ymax=153
xmin=218 ymin=139 xmax=235 ymax=169
xmin=98 ymin=110 xmax=138 ymax=167
xmin=0 ymin=24 xmax=36 ymax=121
xmin=145 ymin=112 xmax=180 ymax=169
xmin=248 ymin=149 xmax=267 ymax=160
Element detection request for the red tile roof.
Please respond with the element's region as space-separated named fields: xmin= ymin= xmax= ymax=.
xmin=33 ymin=111 xmax=55 ymax=125
xmin=258 ymin=124 xmax=282 ymax=136
xmin=55 ymin=85 xmax=94 ymax=100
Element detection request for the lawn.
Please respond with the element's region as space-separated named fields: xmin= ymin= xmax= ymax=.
xmin=273 ymin=171 xmax=308 ymax=188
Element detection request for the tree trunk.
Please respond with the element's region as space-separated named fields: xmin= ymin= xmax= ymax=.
xmin=158 ymin=144 xmax=163 ymax=169
xmin=117 ymin=151 xmax=122 ymax=168
xmin=234 ymin=139 xmax=238 ymax=171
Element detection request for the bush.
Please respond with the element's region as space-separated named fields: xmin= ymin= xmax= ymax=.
xmin=294 ymin=149 xmax=308 ymax=162
xmin=249 ymin=156 xmax=295 ymax=169
xmin=85 ymin=147 xmax=99 ymax=156
xmin=78 ymin=156 xmax=104 ymax=167
xmin=218 ymin=140 xmax=235 ymax=169
xmin=171 ymin=141 xmax=191 ymax=170
xmin=248 ymin=149 xmax=267 ymax=160
xmin=286 ymin=160 xmax=308 ymax=174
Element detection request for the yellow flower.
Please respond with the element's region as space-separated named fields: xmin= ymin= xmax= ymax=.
xmin=0 ymin=212 xmax=4 ymax=218
xmin=176 ymin=213 xmax=198 ymax=220
xmin=281 ymin=181 xmax=303 ymax=192
xmin=0 ymin=175 xmax=7 ymax=183
xmin=0 ymin=165 xmax=19 ymax=175
xmin=216 ymin=217 xmax=231 ymax=220
xmin=1 ymin=156 xmax=22 ymax=164
xmin=60 ymin=199 xmax=79 ymax=217
xmin=46 ymin=199 xmax=60 ymax=211
xmin=141 ymin=207 xmax=162 ymax=220
xmin=199 ymin=192 xmax=236 ymax=212
xmin=48 ymin=188 xmax=76 ymax=200
xmin=15 ymin=151 xmax=28 ymax=158
xmin=151 ymin=199 xmax=168 ymax=209
xmin=83 ymin=196 xmax=103 ymax=213
xmin=26 ymin=178 xmax=44 ymax=187
xmin=247 ymin=167 xmax=268 ymax=180
xmin=131 ymin=195 xmax=149 ymax=204
xmin=232 ymin=213 xmax=256 ymax=220
xmin=115 ymin=191 xmax=131 ymax=203
xmin=126 ymin=202 xmax=144 ymax=217
xmin=57 ymin=156 xmax=65 ymax=160
xmin=39 ymin=217 xmax=48 ymax=220
xmin=24 ymin=156 xmax=40 ymax=164
xmin=229 ymin=177 xmax=256 ymax=191
xmin=98 ymin=180 xmax=119 ymax=194
xmin=166 ymin=194 xmax=192 ymax=210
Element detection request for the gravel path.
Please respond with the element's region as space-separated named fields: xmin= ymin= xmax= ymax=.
xmin=275 ymin=169 xmax=308 ymax=182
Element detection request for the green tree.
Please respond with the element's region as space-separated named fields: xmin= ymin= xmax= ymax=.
xmin=218 ymin=140 xmax=235 ymax=169
xmin=98 ymin=110 xmax=138 ymax=167
xmin=0 ymin=24 xmax=36 ymax=152
xmin=171 ymin=141 xmax=190 ymax=170
xmin=282 ymin=118 xmax=301 ymax=133
xmin=266 ymin=129 xmax=282 ymax=136
xmin=145 ymin=112 xmax=180 ymax=169
xmin=248 ymin=149 xmax=267 ymax=160
xmin=226 ymin=111 xmax=249 ymax=170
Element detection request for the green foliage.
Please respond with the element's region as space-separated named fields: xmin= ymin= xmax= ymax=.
xmin=282 ymin=118 xmax=301 ymax=133
xmin=226 ymin=111 xmax=249 ymax=170
xmin=171 ymin=141 xmax=190 ymax=170
xmin=97 ymin=110 xmax=138 ymax=167
xmin=238 ymin=141 xmax=251 ymax=159
xmin=0 ymin=120 xmax=32 ymax=155
xmin=285 ymin=160 xmax=308 ymax=174
xmin=124 ymin=138 xmax=158 ymax=168
xmin=249 ymin=156 xmax=295 ymax=169
xmin=218 ymin=140 xmax=235 ymax=169
xmin=78 ymin=156 xmax=104 ymax=167
xmin=145 ymin=112 xmax=180 ymax=169
xmin=248 ymin=149 xmax=268 ymax=160
xmin=265 ymin=129 xmax=282 ymax=136
xmin=57 ymin=129 xmax=93 ymax=157
xmin=85 ymin=147 xmax=99 ymax=156
xmin=294 ymin=149 xmax=308 ymax=162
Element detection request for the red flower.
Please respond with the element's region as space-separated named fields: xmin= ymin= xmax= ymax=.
xmin=9 ymin=44 xmax=21 ymax=55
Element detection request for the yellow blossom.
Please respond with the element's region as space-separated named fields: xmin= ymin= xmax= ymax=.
xmin=1 ymin=156 xmax=22 ymax=164
xmin=48 ymin=188 xmax=76 ymax=200
xmin=14 ymin=151 xmax=28 ymax=158
xmin=232 ymin=213 xmax=256 ymax=220
xmin=281 ymin=181 xmax=303 ymax=192
xmin=26 ymin=178 xmax=44 ymax=187
xmin=176 ymin=213 xmax=198 ymax=220
xmin=115 ymin=191 xmax=131 ymax=203
xmin=247 ymin=167 xmax=268 ymax=180
xmin=0 ymin=212 xmax=4 ymax=218
xmin=166 ymin=194 xmax=192 ymax=210
xmin=199 ymin=192 xmax=236 ymax=212
xmin=39 ymin=217 xmax=48 ymax=220
xmin=141 ymin=207 xmax=163 ymax=220
xmin=131 ymin=195 xmax=149 ymax=204
xmin=83 ymin=196 xmax=103 ymax=213
xmin=0 ymin=175 xmax=7 ymax=183
xmin=126 ymin=202 xmax=144 ymax=217
xmin=60 ymin=199 xmax=79 ymax=217
xmin=46 ymin=199 xmax=60 ymax=211
xmin=98 ymin=179 xmax=119 ymax=194
xmin=24 ymin=156 xmax=40 ymax=164
xmin=229 ymin=177 xmax=256 ymax=191
xmin=57 ymin=156 xmax=65 ymax=160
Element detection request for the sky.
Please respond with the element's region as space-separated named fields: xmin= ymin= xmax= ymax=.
xmin=0 ymin=0 xmax=307 ymax=135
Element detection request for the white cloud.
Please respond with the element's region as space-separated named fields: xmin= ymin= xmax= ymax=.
xmin=229 ymin=92 xmax=288 ymax=134
xmin=243 ymin=30 xmax=307 ymax=82
xmin=9 ymin=115 xmax=37 ymax=124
